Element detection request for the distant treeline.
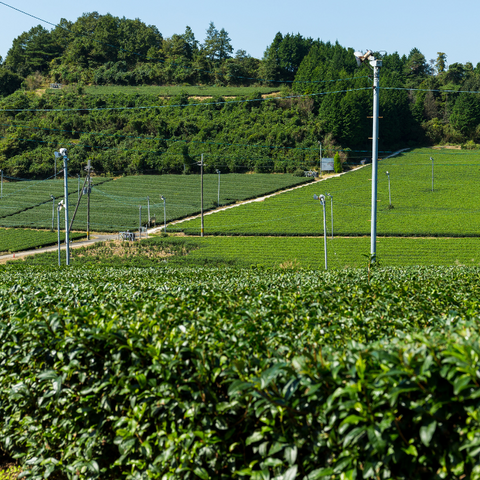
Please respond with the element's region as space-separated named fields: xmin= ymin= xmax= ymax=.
xmin=0 ymin=12 xmax=480 ymax=178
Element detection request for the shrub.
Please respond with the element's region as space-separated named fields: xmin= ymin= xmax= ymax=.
xmin=334 ymin=151 xmax=342 ymax=173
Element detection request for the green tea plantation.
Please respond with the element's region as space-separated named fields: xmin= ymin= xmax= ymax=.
xmin=1 ymin=265 xmax=480 ymax=479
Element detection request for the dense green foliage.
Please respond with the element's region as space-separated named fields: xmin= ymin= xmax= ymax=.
xmin=0 ymin=174 xmax=312 ymax=231
xmin=2 ymin=266 xmax=480 ymax=479
xmin=175 ymin=149 xmax=480 ymax=237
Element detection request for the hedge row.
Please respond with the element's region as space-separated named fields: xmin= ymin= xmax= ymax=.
xmin=1 ymin=266 xmax=480 ymax=479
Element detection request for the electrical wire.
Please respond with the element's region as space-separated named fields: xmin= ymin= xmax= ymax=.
xmin=0 ymin=1 xmax=370 ymax=86
xmin=0 ymin=87 xmax=371 ymax=113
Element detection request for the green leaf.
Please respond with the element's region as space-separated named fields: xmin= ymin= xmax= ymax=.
xmin=282 ymin=465 xmax=297 ymax=480
xmin=419 ymin=419 xmax=437 ymax=447
xmin=246 ymin=431 xmax=264 ymax=446
xmin=194 ymin=467 xmax=210 ymax=479
xmin=284 ymin=445 xmax=297 ymax=465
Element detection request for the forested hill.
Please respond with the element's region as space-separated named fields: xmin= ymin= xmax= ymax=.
xmin=0 ymin=12 xmax=479 ymax=178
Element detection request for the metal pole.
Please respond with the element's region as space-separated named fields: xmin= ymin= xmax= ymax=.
xmin=201 ymin=153 xmax=204 ymax=237
xmin=77 ymin=174 xmax=80 ymax=201
xmin=321 ymin=195 xmax=328 ymax=270
xmin=161 ymin=196 xmax=166 ymax=232
xmin=327 ymin=193 xmax=333 ymax=239
xmin=430 ymin=156 xmax=434 ymax=192
xmin=387 ymin=172 xmax=392 ymax=206
xmin=217 ymin=169 xmax=221 ymax=207
xmin=57 ymin=205 xmax=61 ymax=266
xmin=51 ymin=195 xmax=55 ymax=231
xmin=370 ymin=61 xmax=381 ymax=262
xmin=147 ymin=196 xmax=151 ymax=227
xmin=318 ymin=141 xmax=322 ymax=173
xmin=139 ymin=206 xmax=142 ymax=240
xmin=85 ymin=160 xmax=92 ymax=240
xmin=54 ymin=157 xmax=57 ymax=180
xmin=63 ymin=157 xmax=70 ymax=266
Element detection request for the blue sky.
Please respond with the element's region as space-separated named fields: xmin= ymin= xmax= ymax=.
xmin=0 ymin=0 xmax=478 ymax=68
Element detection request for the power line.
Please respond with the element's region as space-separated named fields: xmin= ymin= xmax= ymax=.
xmin=0 ymin=122 xmax=391 ymax=153
xmin=0 ymin=1 xmax=369 ymax=86
xmin=0 ymin=88 xmax=371 ymax=113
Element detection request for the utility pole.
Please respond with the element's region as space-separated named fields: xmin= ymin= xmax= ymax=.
xmin=370 ymin=59 xmax=381 ymax=262
xmin=314 ymin=194 xmax=328 ymax=270
xmin=201 ymin=154 xmax=204 ymax=237
xmin=84 ymin=160 xmax=93 ymax=240
xmin=327 ymin=193 xmax=333 ymax=239
xmin=430 ymin=156 xmax=434 ymax=192
xmin=161 ymin=195 xmax=166 ymax=232
xmin=139 ymin=206 xmax=142 ymax=240
xmin=57 ymin=202 xmax=61 ymax=266
xmin=62 ymin=154 xmax=70 ymax=266
xmin=147 ymin=196 xmax=151 ymax=227
xmin=50 ymin=194 xmax=55 ymax=231
xmin=1 ymin=170 xmax=3 ymax=198
xmin=354 ymin=50 xmax=382 ymax=262
xmin=318 ymin=141 xmax=322 ymax=174
xmin=216 ymin=169 xmax=221 ymax=207
xmin=77 ymin=174 xmax=80 ymax=201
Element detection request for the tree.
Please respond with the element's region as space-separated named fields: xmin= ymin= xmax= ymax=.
xmin=334 ymin=152 xmax=342 ymax=173
xmin=0 ymin=69 xmax=23 ymax=96
xmin=450 ymin=93 xmax=480 ymax=136
xmin=435 ymin=52 xmax=447 ymax=74
xmin=6 ymin=25 xmax=62 ymax=76
xmin=203 ymin=22 xmax=233 ymax=63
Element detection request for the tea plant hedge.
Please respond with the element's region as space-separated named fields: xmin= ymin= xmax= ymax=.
xmin=1 ymin=266 xmax=480 ymax=479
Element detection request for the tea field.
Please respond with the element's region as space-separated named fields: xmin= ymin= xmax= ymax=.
xmin=0 ymin=173 xmax=312 ymax=232
xmin=18 ymin=234 xmax=480 ymax=268
xmin=47 ymin=85 xmax=281 ymax=97
xmin=1 ymin=265 xmax=480 ymax=479
xmin=0 ymin=228 xmax=85 ymax=253
xmin=173 ymin=148 xmax=480 ymax=236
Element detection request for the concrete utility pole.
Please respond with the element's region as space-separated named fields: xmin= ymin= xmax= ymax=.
xmin=57 ymin=202 xmax=62 ymax=266
xmin=60 ymin=150 xmax=70 ymax=266
xmin=354 ymin=50 xmax=382 ymax=262
xmin=84 ymin=160 xmax=93 ymax=240
xmin=200 ymin=154 xmax=204 ymax=237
